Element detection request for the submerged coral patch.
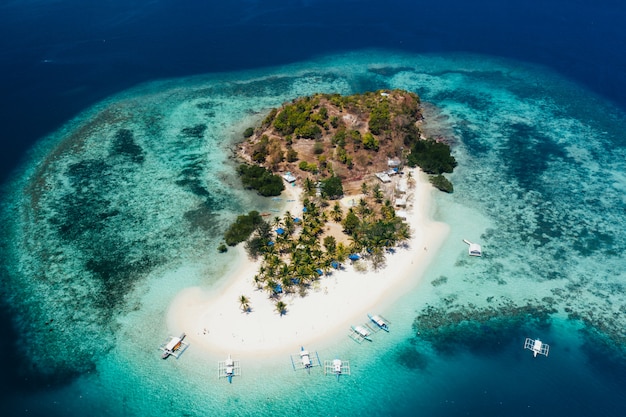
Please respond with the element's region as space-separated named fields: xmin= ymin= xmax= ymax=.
xmin=413 ymin=301 xmax=556 ymax=355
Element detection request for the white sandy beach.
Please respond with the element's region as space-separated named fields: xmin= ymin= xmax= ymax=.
xmin=166 ymin=169 xmax=449 ymax=358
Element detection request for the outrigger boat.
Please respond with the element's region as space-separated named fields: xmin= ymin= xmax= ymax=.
xmin=159 ymin=333 xmax=189 ymax=359
xmin=351 ymin=325 xmax=372 ymax=342
xmin=524 ymin=338 xmax=550 ymax=357
xmin=300 ymin=347 xmax=313 ymax=373
xmin=218 ymin=354 xmax=241 ymax=383
xmin=368 ymin=314 xmax=390 ymax=332
xmin=324 ymin=358 xmax=351 ymax=381
xmin=290 ymin=346 xmax=321 ymax=373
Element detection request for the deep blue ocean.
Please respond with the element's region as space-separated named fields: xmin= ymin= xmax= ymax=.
xmin=2 ymin=1 xmax=626 ymax=416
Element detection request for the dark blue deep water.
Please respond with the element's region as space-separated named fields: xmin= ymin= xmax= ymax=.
xmin=2 ymin=1 xmax=626 ymax=416
xmin=2 ymin=0 xmax=626 ymax=183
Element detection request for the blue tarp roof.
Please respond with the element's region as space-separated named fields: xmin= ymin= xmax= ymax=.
xmin=331 ymin=261 xmax=339 ymax=269
xmin=349 ymin=253 xmax=361 ymax=261
xmin=302 ymin=207 xmax=307 ymax=212
xmin=316 ymin=269 xmax=323 ymax=276
xmin=275 ymin=284 xmax=283 ymax=293
xmin=267 ymin=241 xmax=274 ymax=246
xmin=275 ymin=228 xmax=285 ymax=235
xmin=294 ymin=217 xmax=301 ymax=223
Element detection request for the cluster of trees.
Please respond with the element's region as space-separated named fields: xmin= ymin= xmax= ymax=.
xmin=407 ymin=138 xmax=457 ymax=175
xmin=320 ymin=176 xmax=343 ymax=199
xmin=368 ymin=100 xmax=391 ymax=135
xmin=269 ymin=96 xmax=328 ymax=139
xmin=223 ymin=181 xmax=411 ymax=312
xmin=223 ymin=210 xmax=267 ymax=246
xmin=407 ymin=138 xmax=457 ymax=192
xmin=237 ymin=164 xmax=285 ymax=196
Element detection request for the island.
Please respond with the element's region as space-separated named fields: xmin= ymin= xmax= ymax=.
xmin=166 ymin=90 xmax=454 ymax=357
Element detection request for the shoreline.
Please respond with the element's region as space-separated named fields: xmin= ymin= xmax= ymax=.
xmin=166 ymin=168 xmax=449 ymax=359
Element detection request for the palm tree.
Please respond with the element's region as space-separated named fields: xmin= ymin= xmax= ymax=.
xmin=395 ymin=222 xmax=412 ymax=244
xmin=373 ymin=183 xmax=384 ymax=203
xmin=272 ymin=216 xmax=282 ymax=229
xmin=253 ymin=274 xmax=263 ymax=290
xmin=275 ymin=301 xmax=287 ymax=316
xmin=407 ymin=171 xmax=416 ymax=188
xmin=357 ymin=198 xmax=370 ymax=217
xmin=239 ymin=295 xmax=250 ymax=312
xmin=304 ymin=177 xmax=315 ymax=196
xmin=360 ymin=181 xmax=369 ymax=196
xmin=380 ymin=199 xmax=396 ymax=221
xmin=331 ymin=202 xmax=343 ymax=222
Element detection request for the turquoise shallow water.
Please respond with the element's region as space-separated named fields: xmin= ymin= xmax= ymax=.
xmin=2 ymin=50 xmax=626 ymax=416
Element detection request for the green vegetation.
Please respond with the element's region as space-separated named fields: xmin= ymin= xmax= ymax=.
xmin=239 ymin=295 xmax=251 ymax=312
xmin=407 ymin=138 xmax=457 ymax=174
xmin=224 ymin=185 xmax=412 ymax=305
xmin=272 ymin=97 xmax=321 ymax=137
xmin=298 ymin=161 xmax=318 ymax=173
xmin=237 ymin=164 xmax=285 ymax=196
xmin=430 ymin=174 xmax=453 ymax=193
xmin=218 ymin=243 xmax=228 ymax=253
xmin=223 ymin=211 xmax=267 ymax=246
xmin=320 ymin=176 xmax=344 ymax=199
xmin=368 ymin=100 xmax=391 ymax=135
xmin=243 ymin=127 xmax=254 ymax=138
xmin=363 ymin=132 xmax=379 ymax=151
xmin=275 ymin=301 xmax=287 ymax=316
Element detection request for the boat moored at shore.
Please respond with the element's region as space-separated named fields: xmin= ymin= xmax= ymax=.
xmin=368 ymin=314 xmax=390 ymax=332
xmin=159 ymin=333 xmax=189 ymax=359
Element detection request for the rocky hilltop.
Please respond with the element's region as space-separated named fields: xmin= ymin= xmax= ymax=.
xmin=238 ymin=89 xmax=426 ymax=194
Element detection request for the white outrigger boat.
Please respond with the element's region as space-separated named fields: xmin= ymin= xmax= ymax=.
xmin=368 ymin=314 xmax=390 ymax=332
xmin=290 ymin=346 xmax=321 ymax=373
xmin=324 ymin=358 xmax=351 ymax=381
xmin=524 ymin=337 xmax=550 ymax=357
xmin=350 ymin=325 xmax=372 ymax=342
xmin=159 ymin=333 xmax=189 ymax=359
xmin=218 ymin=354 xmax=241 ymax=383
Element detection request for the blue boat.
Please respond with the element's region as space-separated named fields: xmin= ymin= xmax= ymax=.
xmin=368 ymin=314 xmax=390 ymax=332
